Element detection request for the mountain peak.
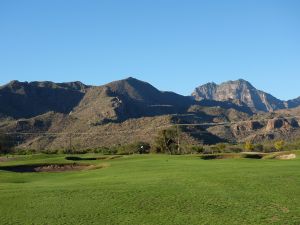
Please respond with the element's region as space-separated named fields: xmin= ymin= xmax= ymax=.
xmin=220 ymin=79 xmax=252 ymax=86
xmin=205 ymin=82 xmax=217 ymax=86
xmin=124 ymin=76 xmax=138 ymax=81
xmin=192 ymin=79 xmax=284 ymax=112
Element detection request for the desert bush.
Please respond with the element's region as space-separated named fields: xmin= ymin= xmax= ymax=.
xmin=61 ymin=148 xmax=74 ymax=154
xmin=244 ymin=141 xmax=254 ymax=152
xmin=186 ymin=145 xmax=205 ymax=154
xmin=103 ymin=147 xmax=118 ymax=155
xmin=215 ymin=143 xmax=227 ymax=151
xmin=135 ymin=142 xmax=151 ymax=154
xmin=262 ymin=145 xmax=276 ymax=153
xmin=254 ymin=144 xmax=264 ymax=152
xmin=274 ymin=140 xmax=285 ymax=151
xmin=92 ymin=147 xmax=115 ymax=154
xmin=210 ymin=146 xmax=221 ymax=153
xmin=182 ymin=145 xmax=204 ymax=154
xmin=13 ymin=148 xmax=37 ymax=155
xmin=203 ymin=145 xmax=221 ymax=154
xmin=60 ymin=148 xmax=88 ymax=154
xmin=284 ymin=139 xmax=300 ymax=151
xmin=226 ymin=146 xmax=243 ymax=153
xmin=41 ymin=149 xmax=60 ymax=154
xmin=116 ymin=142 xmax=151 ymax=155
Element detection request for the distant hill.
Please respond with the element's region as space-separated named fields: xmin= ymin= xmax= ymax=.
xmin=0 ymin=80 xmax=89 ymax=118
xmin=192 ymin=79 xmax=300 ymax=112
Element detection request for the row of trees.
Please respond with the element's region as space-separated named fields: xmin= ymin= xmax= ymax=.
xmin=244 ymin=140 xmax=285 ymax=152
xmin=151 ymin=128 xmax=291 ymax=154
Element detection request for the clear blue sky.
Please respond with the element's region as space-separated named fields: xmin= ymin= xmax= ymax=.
xmin=0 ymin=0 xmax=299 ymax=100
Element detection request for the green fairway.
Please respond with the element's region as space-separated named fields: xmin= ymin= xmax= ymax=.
xmin=0 ymin=153 xmax=299 ymax=225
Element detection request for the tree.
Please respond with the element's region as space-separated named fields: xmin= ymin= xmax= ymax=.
xmin=0 ymin=134 xmax=14 ymax=154
xmin=153 ymin=128 xmax=179 ymax=154
xmin=244 ymin=141 xmax=254 ymax=152
xmin=274 ymin=140 xmax=285 ymax=151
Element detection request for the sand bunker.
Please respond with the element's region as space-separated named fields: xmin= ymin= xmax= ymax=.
xmin=200 ymin=153 xmax=265 ymax=160
xmin=0 ymin=163 xmax=103 ymax=173
xmin=276 ymin=154 xmax=296 ymax=160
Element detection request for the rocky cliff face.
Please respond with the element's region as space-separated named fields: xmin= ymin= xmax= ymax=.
xmin=192 ymin=79 xmax=290 ymax=112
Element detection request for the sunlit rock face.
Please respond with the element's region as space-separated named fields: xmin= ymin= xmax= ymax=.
xmin=192 ymin=79 xmax=287 ymax=112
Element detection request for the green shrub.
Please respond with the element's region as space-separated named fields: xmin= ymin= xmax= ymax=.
xmin=41 ymin=149 xmax=60 ymax=154
xmin=13 ymin=148 xmax=37 ymax=155
xmin=116 ymin=142 xmax=151 ymax=155
xmin=254 ymin=144 xmax=264 ymax=152
xmin=191 ymin=145 xmax=205 ymax=154
xmin=244 ymin=141 xmax=254 ymax=152
xmin=92 ymin=147 xmax=112 ymax=154
xmin=274 ymin=140 xmax=285 ymax=151
xmin=226 ymin=146 xmax=243 ymax=153
xmin=215 ymin=143 xmax=227 ymax=151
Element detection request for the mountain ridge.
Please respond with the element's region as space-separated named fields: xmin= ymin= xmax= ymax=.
xmin=0 ymin=77 xmax=299 ymax=149
xmin=192 ymin=79 xmax=300 ymax=112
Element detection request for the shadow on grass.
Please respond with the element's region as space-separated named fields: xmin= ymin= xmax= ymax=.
xmin=65 ymin=155 xmax=122 ymax=161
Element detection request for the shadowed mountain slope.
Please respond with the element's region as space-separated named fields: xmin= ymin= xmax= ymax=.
xmin=0 ymin=80 xmax=89 ymax=119
xmin=286 ymin=97 xmax=300 ymax=108
xmin=71 ymin=77 xmax=197 ymax=124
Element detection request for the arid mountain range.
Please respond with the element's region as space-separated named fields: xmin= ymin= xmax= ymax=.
xmin=0 ymin=77 xmax=299 ymax=150
xmin=192 ymin=79 xmax=300 ymax=112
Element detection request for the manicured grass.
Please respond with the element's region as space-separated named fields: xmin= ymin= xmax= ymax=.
xmin=0 ymin=153 xmax=300 ymax=225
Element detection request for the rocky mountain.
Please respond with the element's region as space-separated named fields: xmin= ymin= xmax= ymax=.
xmin=0 ymin=77 xmax=251 ymax=122
xmin=0 ymin=77 xmax=255 ymax=149
xmin=192 ymin=79 xmax=299 ymax=112
xmin=0 ymin=80 xmax=89 ymax=119
xmin=72 ymin=77 xmax=196 ymax=124
xmin=0 ymin=77 xmax=299 ymax=150
xmin=205 ymin=103 xmax=300 ymax=144
xmin=286 ymin=97 xmax=300 ymax=108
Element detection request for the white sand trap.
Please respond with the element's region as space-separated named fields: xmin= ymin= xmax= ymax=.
xmin=276 ymin=154 xmax=296 ymax=160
